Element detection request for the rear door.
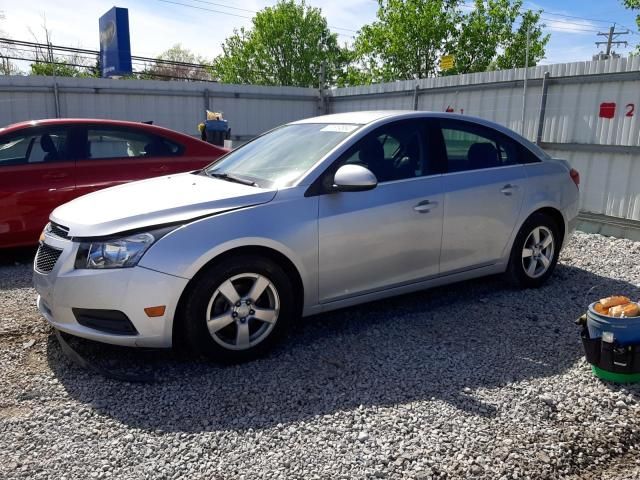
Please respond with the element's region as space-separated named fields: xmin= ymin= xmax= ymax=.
xmin=75 ymin=126 xmax=185 ymax=197
xmin=0 ymin=126 xmax=78 ymax=247
xmin=436 ymin=119 xmax=527 ymax=273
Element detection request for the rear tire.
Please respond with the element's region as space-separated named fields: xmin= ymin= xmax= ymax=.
xmin=180 ymin=255 xmax=295 ymax=363
xmin=506 ymin=213 xmax=561 ymax=288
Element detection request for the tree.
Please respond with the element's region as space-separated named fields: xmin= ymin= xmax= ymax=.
xmin=452 ymin=0 xmax=547 ymax=73
xmin=213 ymin=0 xmax=349 ymax=87
xmin=28 ymin=18 xmax=97 ymax=77
xmin=144 ymin=44 xmax=214 ymax=81
xmin=353 ymin=0 xmax=459 ymax=82
xmin=493 ymin=9 xmax=548 ymax=70
xmin=622 ymin=0 xmax=640 ymax=52
xmin=0 ymin=11 xmax=21 ymax=75
xmin=351 ymin=0 xmax=548 ymax=83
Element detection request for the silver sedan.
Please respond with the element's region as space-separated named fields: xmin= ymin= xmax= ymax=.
xmin=33 ymin=111 xmax=580 ymax=362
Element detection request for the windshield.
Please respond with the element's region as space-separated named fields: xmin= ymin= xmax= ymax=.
xmin=205 ymin=123 xmax=360 ymax=187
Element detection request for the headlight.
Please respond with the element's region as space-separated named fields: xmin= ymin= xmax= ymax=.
xmin=75 ymin=226 xmax=176 ymax=269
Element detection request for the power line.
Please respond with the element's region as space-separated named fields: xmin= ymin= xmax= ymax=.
xmin=452 ymin=1 xmax=638 ymax=35
xmin=539 ymin=16 xmax=602 ymax=30
xmin=156 ymin=0 xmax=357 ymax=37
xmin=522 ymin=3 xmax=639 ymax=34
xmin=0 ymin=38 xmax=213 ymax=69
xmin=0 ymin=38 xmax=218 ymax=82
xmin=186 ymin=0 xmax=258 ymax=14
xmin=2 ymin=54 xmax=216 ymax=81
xmin=185 ymin=0 xmax=359 ymax=32
xmin=157 ymin=0 xmax=252 ymax=19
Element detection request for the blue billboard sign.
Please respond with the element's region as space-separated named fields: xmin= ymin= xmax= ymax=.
xmin=99 ymin=7 xmax=132 ymax=78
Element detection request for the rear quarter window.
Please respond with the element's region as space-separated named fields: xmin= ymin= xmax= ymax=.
xmin=519 ymin=145 xmax=542 ymax=164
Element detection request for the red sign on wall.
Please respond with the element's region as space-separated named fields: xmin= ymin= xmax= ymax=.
xmin=599 ymin=102 xmax=616 ymax=119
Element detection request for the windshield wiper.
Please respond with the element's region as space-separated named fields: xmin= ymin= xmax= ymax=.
xmin=206 ymin=171 xmax=257 ymax=187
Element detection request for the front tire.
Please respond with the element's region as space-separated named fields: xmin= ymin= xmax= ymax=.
xmin=181 ymin=255 xmax=295 ymax=363
xmin=506 ymin=213 xmax=560 ymax=288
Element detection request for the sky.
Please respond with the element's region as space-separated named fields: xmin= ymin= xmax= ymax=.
xmin=0 ymin=0 xmax=638 ymax=68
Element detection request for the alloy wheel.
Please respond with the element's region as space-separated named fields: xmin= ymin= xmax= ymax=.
xmin=205 ymin=273 xmax=280 ymax=351
xmin=521 ymin=226 xmax=555 ymax=279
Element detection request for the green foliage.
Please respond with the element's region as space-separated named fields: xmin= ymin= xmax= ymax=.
xmin=493 ymin=10 xmax=548 ymax=70
xmin=352 ymin=0 xmax=548 ymax=83
xmin=0 ymin=11 xmax=21 ymax=75
xmin=30 ymin=61 xmax=82 ymax=77
xmin=353 ymin=0 xmax=458 ymax=82
xmin=213 ymin=0 xmax=349 ymax=87
xmin=453 ymin=0 xmax=547 ymax=73
xmin=29 ymin=58 xmax=100 ymax=78
xmin=622 ymin=0 xmax=640 ymax=51
xmin=146 ymin=44 xmax=213 ymax=81
xmin=26 ymin=20 xmax=99 ymax=78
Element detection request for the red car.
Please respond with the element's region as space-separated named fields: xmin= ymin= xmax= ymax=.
xmin=0 ymin=118 xmax=228 ymax=248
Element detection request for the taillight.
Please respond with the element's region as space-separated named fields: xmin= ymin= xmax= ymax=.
xmin=570 ymin=168 xmax=580 ymax=188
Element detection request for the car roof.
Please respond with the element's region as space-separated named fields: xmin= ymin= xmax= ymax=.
xmin=0 ymin=118 xmax=182 ymax=136
xmin=290 ymin=111 xmax=410 ymax=125
xmin=290 ymin=110 xmax=550 ymax=160
xmin=290 ymin=110 xmax=512 ymax=128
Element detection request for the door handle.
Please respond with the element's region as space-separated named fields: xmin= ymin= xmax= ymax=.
xmin=500 ymin=184 xmax=518 ymax=196
xmin=413 ymin=200 xmax=438 ymax=213
xmin=151 ymin=165 xmax=170 ymax=173
xmin=43 ymin=173 xmax=67 ymax=180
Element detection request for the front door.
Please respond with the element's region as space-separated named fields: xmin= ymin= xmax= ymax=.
xmin=436 ymin=119 xmax=526 ymax=273
xmin=317 ymin=119 xmax=444 ymax=303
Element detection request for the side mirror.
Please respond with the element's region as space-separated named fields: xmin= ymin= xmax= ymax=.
xmin=333 ymin=164 xmax=378 ymax=192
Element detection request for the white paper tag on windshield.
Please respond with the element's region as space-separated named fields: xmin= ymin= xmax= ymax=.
xmin=320 ymin=124 xmax=358 ymax=133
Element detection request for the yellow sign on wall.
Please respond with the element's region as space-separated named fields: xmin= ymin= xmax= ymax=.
xmin=440 ymin=55 xmax=455 ymax=71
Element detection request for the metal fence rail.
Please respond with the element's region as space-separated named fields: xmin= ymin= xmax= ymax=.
xmin=1 ymin=56 xmax=639 ymax=222
xmin=327 ymin=57 xmax=640 ymax=222
xmin=0 ymin=76 xmax=321 ymax=140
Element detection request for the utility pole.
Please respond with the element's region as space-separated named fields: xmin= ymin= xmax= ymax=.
xmin=521 ymin=26 xmax=530 ymax=136
xmin=595 ymin=24 xmax=629 ymax=59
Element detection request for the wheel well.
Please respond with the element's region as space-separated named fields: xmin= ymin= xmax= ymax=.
xmin=531 ymin=207 xmax=565 ymax=245
xmin=172 ymin=246 xmax=304 ymax=347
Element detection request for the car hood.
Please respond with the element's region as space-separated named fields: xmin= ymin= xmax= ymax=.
xmin=51 ymin=172 xmax=277 ymax=238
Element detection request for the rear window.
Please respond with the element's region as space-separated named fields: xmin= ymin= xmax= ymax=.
xmin=440 ymin=120 xmax=520 ymax=172
xmin=85 ymin=128 xmax=182 ymax=160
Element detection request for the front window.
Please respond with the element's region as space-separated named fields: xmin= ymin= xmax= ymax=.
xmin=0 ymin=130 xmax=69 ymax=166
xmin=205 ymin=123 xmax=359 ymax=187
xmin=331 ymin=120 xmax=430 ymax=184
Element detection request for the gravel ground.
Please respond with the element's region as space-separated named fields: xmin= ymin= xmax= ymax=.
xmin=1 ymin=232 xmax=640 ymax=479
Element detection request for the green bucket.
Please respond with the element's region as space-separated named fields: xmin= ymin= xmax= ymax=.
xmin=591 ymin=365 xmax=640 ymax=384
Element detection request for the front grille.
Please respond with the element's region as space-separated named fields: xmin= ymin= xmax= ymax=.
xmin=35 ymin=244 xmax=63 ymax=273
xmin=49 ymin=222 xmax=70 ymax=239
